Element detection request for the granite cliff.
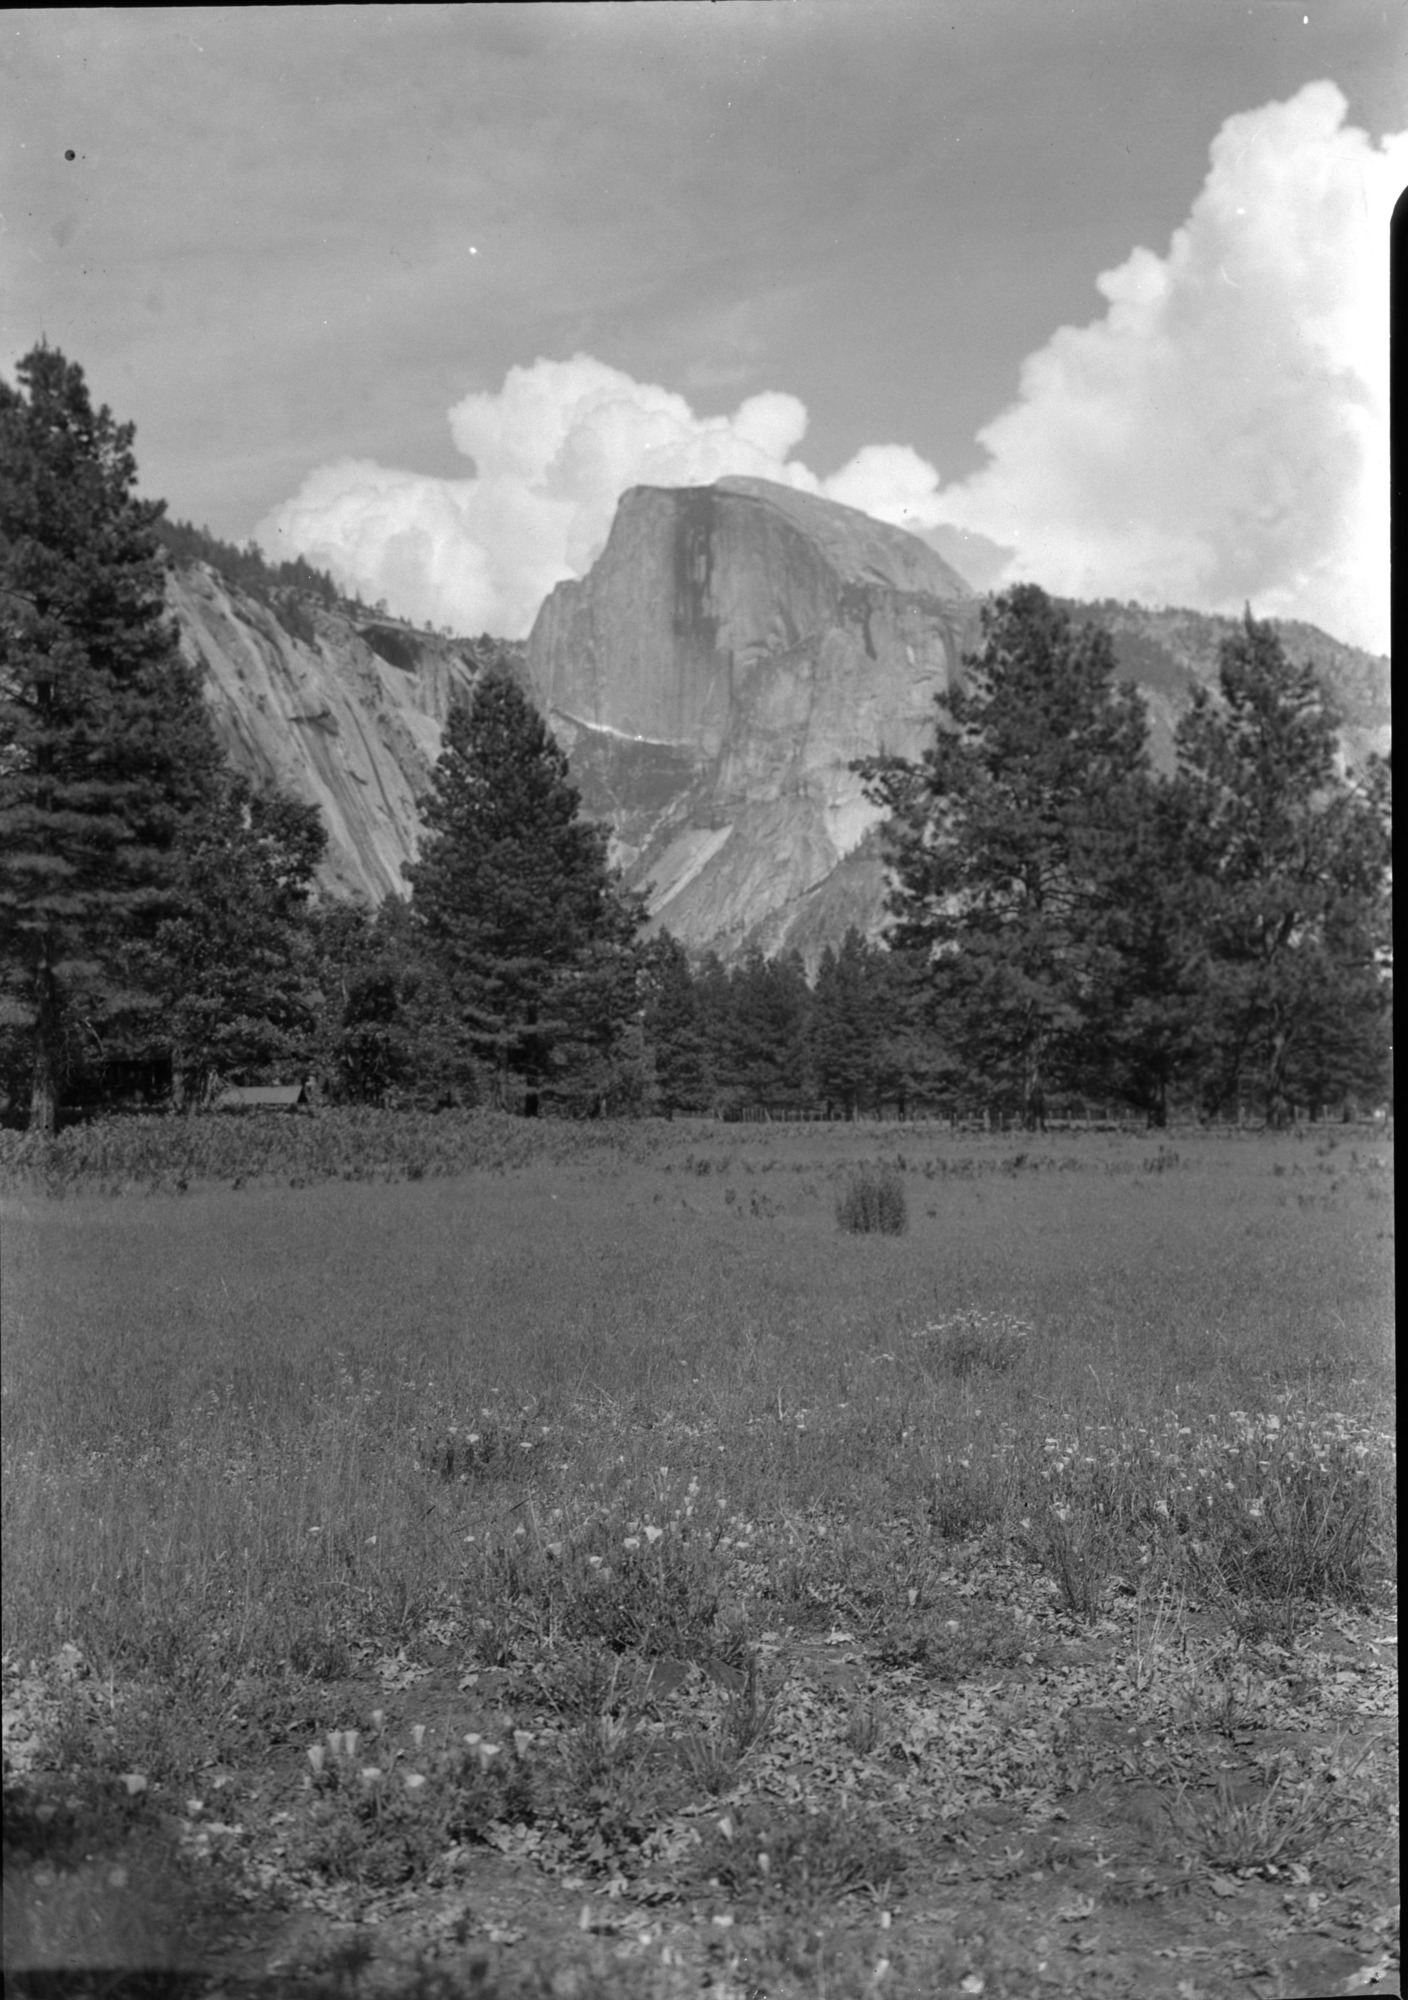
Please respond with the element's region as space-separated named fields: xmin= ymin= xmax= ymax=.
xmin=167 ymin=561 xmax=510 ymax=903
xmin=170 ymin=479 xmax=1390 ymax=965
xmin=526 ymin=476 xmax=978 ymax=962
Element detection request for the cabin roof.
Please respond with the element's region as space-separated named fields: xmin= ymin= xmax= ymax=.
xmin=212 ymin=1084 xmax=308 ymax=1111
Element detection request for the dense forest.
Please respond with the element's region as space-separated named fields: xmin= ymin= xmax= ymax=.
xmin=1 ymin=347 xmax=1393 ymax=1132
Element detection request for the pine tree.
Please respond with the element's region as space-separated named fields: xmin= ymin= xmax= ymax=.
xmin=0 ymin=345 xmax=224 ymax=1130
xmin=404 ymin=670 xmax=646 ymax=1115
xmin=1170 ymin=614 xmax=1391 ymax=1123
xmin=138 ymin=774 xmax=328 ymax=1103
xmin=870 ymin=945 xmax=957 ymax=1118
xmin=811 ymin=928 xmax=879 ymax=1117
xmin=692 ymin=951 xmax=735 ymax=1093
xmin=1081 ymin=768 xmax=1216 ymax=1128
xmin=313 ymin=896 xmax=466 ymax=1108
xmin=642 ymin=932 xmax=713 ymax=1115
xmin=727 ymin=948 xmax=812 ymax=1110
xmin=858 ymin=585 xmax=1152 ymax=1129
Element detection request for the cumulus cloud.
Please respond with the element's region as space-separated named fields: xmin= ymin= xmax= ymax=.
xmin=929 ymin=82 xmax=1401 ymax=654
xmin=258 ymin=82 xmax=1399 ymax=651
xmin=258 ymin=354 xmax=947 ymax=638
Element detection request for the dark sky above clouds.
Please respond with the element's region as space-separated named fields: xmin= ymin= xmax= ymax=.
xmin=2 ymin=4 xmax=1402 ymax=645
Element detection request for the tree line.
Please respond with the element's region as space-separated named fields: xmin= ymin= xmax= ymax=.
xmin=1 ymin=349 xmax=1392 ymax=1132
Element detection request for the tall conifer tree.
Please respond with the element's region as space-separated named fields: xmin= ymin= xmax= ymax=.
xmin=0 ymin=346 xmax=223 ymax=1130
xmin=140 ymin=775 xmax=328 ymax=1102
xmin=641 ymin=931 xmax=713 ymax=1115
xmin=858 ymin=585 xmax=1151 ymax=1128
xmin=727 ymin=948 xmax=812 ymax=1110
xmin=405 ymin=669 xmax=646 ymax=1113
xmin=1171 ymin=614 xmax=1391 ymax=1122
xmin=811 ymin=928 xmax=879 ymax=1117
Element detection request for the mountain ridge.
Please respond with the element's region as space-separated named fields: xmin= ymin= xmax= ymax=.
xmin=164 ymin=479 xmax=1390 ymax=964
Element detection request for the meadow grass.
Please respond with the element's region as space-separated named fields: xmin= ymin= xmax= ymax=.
xmin=3 ymin=1121 xmax=1393 ymax=1676
xmin=0 ymin=1119 xmax=1395 ymax=1994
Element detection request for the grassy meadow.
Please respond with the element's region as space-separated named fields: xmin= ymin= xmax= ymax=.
xmin=0 ymin=1116 xmax=1397 ymax=1998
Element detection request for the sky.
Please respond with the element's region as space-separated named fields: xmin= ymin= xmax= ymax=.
xmin=3 ymin=4 xmax=1404 ymax=652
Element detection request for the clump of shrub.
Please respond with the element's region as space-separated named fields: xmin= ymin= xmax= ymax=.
xmin=917 ymin=1308 xmax=1031 ymax=1377
xmin=1028 ymin=1506 xmax=1114 ymax=1622
xmin=690 ymin=1802 xmax=911 ymax=1911
xmin=872 ymin=1601 xmax=1027 ymax=1680
xmin=926 ymin=1456 xmax=1009 ymax=1540
xmin=835 ymin=1166 xmax=907 ymax=1236
xmin=676 ymin=1649 xmax=787 ymax=1793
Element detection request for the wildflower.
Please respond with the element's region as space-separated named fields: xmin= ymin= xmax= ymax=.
xmin=413 ymin=1724 xmax=426 ymax=1750
xmin=360 ymin=1766 xmax=383 ymax=1785
xmin=307 ymin=1745 xmax=325 ymax=1775
xmin=645 ymin=1525 xmax=664 ymax=1545
xmin=623 ymin=1536 xmax=641 ymax=1551
xmin=371 ymin=1709 xmax=385 ymax=1732
xmin=403 ymin=1772 xmax=427 ymax=1796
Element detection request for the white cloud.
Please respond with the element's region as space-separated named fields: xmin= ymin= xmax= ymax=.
xmin=258 ymin=353 xmax=941 ymax=637
xmin=928 ymin=82 xmax=1401 ymax=653
xmin=258 ymin=82 xmax=1400 ymax=652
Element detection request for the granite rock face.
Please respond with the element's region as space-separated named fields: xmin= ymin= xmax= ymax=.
xmin=527 ymin=476 xmax=979 ymax=963
xmin=169 ymin=563 xmax=489 ymax=903
xmin=172 ymin=480 xmax=1390 ymax=967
